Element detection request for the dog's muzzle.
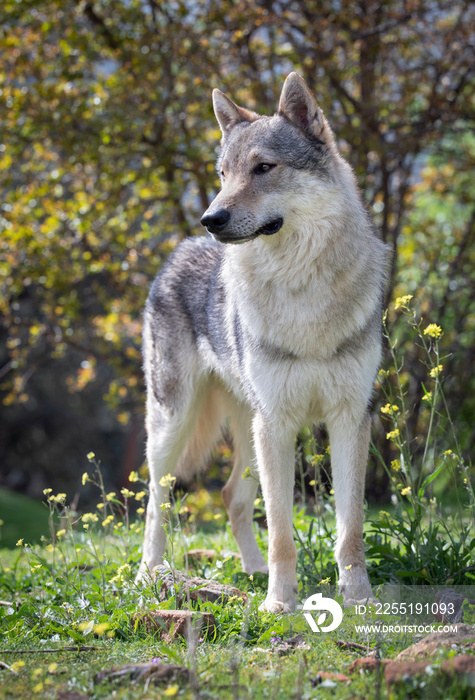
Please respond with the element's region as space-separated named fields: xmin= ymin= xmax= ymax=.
xmin=200 ymin=208 xmax=284 ymax=243
xmin=200 ymin=209 xmax=230 ymax=234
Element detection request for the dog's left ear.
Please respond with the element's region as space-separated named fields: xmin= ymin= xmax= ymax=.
xmin=278 ymin=73 xmax=324 ymax=138
xmin=213 ymin=89 xmax=259 ymax=137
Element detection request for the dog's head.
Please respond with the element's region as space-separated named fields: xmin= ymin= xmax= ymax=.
xmin=201 ymin=73 xmax=339 ymax=244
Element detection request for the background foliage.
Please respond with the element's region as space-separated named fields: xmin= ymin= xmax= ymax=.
xmin=1 ymin=0 xmax=474 ymax=501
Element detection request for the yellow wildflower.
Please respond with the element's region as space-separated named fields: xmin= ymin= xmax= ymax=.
xmin=49 ymin=493 xmax=66 ymax=503
xmin=430 ymin=364 xmax=443 ymax=378
xmin=77 ymin=621 xmax=93 ymax=632
xmin=394 ymin=294 xmax=413 ymax=309
xmin=137 ymin=507 xmax=145 ymax=515
xmin=93 ymin=622 xmax=110 ymax=636
xmin=423 ymin=324 xmax=442 ymax=339
xmin=164 ymin=685 xmax=179 ymax=697
xmin=159 ymin=473 xmax=177 ymax=488
xmin=120 ymin=487 xmax=134 ymax=498
xmin=381 ymin=403 xmax=399 ymax=415
xmin=135 ymin=491 xmax=147 ymax=500
xmin=10 ymin=660 xmax=25 ymax=672
xmin=82 ymin=512 xmax=98 ymax=523
xmin=47 ymin=663 xmax=58 ymax=674
xmin=16 ymin=538 xmax=24 ymax=547
xmin=345 ymin=564 xmax=352 ymax=570
xmin=400 ymin=486 xmax=411 ymax=496
xmin=43 ymin=488 xmax=53 ymax=496
xmin=102 ymin=515 xmax=114 ymax=527
xmin=386 ymin=429 xmax=400 ymax=440
xmin=160 ymin=502 xmax=171 ymax=510
xmin=87 ymin=451 xmax=95 ymax=461
xmin=56 ymin=529 xmax=66 ymax=538
xmin=422 ymin=392 xmax=432 ymax=401
xmin=128 ymin=471 xmax=139 ymax=482
xmin=391 ymin=459 xmax=401 ymax=471
xmin=106 ymin=492 xmax=116 ymax=501
xmin=81 ymin=472 xmax=89 ymax=486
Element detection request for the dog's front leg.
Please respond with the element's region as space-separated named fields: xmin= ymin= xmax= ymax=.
xmin=327 ymin=411 xmax=375 ymax=605
xmin=253 ymin=413 xmax=298 ymax=613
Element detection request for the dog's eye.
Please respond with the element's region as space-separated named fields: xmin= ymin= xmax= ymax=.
xmin=253 ymin=163 xmax=276 ymax=174
xmin=220 ymin=170 xmax=226 ymax=180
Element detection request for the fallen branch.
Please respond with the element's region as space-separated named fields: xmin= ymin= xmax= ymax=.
xmin=1 ymin=646 xmax=103 ymax=654
xmin=0 ymin=660 xmax=18 ymax=673
xmin=335 ymin=639 xmax=375 ymax=654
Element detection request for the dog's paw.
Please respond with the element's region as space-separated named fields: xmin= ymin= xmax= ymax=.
xmin=338 ymin=566 xmax=376 ymax=607
xmin=134 ymin=566 xmax=154 ymax=586
xmin=342 ymin=595 xmax=379 ymax=609
xmin=258 ymin=598 xmax=293 ymax=614
xmin=243 ymin=561 xmax=269 ymax=575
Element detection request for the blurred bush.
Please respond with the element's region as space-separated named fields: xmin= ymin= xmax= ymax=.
xmin=0 ymin=0 xmax=473 ymax=499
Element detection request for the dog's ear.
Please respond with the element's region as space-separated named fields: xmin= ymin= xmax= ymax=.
xmin=212 ymin=89 xmax=259 ymax=136
xmin=278 ymin=73 xmax=324 ymax=138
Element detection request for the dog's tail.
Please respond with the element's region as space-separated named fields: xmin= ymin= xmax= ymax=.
xmin=174 ymin=386 xmax=226 ymax=484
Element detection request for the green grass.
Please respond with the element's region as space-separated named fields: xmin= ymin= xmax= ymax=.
xmin=1 ymin=499 xmax=474 ymax=700
xmin=0 ymin=488 xmax=52 ymax=548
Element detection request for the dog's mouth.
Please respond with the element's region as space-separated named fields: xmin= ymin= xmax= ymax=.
xmin=213 ymin=217 xmax=284 ymax=244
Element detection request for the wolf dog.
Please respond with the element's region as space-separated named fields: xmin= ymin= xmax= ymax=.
xmin=137 ymin=73 xmax=389 ymax=612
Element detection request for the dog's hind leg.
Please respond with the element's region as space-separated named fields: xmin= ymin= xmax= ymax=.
xmin=222 ymin=402 xmax=268 ymax=574
xmin=137 ymin=381 xmax=225 ymax=582
xmin=136 ymin=383 xmax=205 ymax=582
xmin=136 ymin=407 xmax=192 ymax=581
xmin=327 ymin=410 xmax=375 ymax=605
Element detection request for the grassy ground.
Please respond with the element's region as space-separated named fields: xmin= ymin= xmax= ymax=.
xmin=1 ymin=484 xmax=474 ymax=700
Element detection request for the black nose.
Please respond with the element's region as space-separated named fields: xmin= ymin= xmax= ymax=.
xmin=200 ymin=209 xmax=230 ymax=233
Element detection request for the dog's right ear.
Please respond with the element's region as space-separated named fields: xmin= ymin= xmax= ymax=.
xmin=212 ymin=89 xmax=259 ymax=137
